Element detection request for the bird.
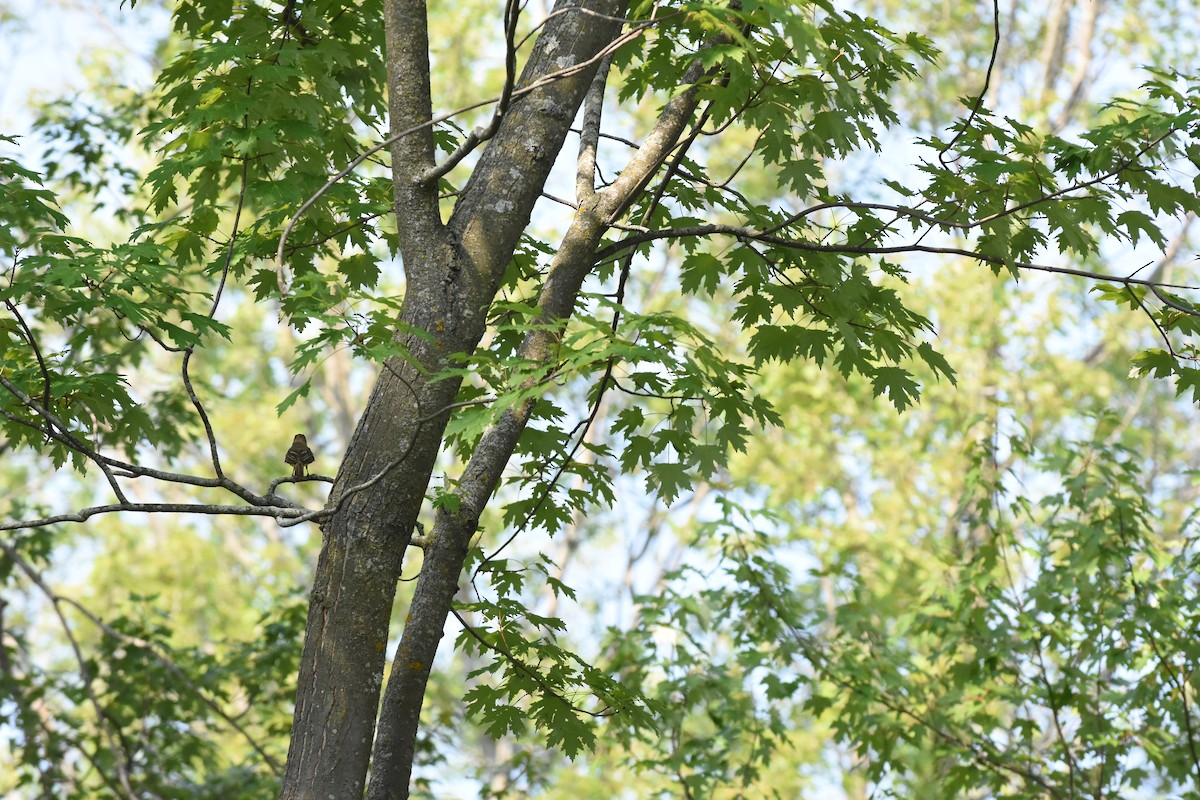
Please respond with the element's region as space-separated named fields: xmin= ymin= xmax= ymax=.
xmin=285 ymin=433 xmax=315 ymax=477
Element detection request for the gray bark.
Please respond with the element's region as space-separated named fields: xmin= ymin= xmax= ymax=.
xmin=279 ymin=0 xmax=630 ymax=797
xmin=365 ymin=28 xmax=709 ymax=800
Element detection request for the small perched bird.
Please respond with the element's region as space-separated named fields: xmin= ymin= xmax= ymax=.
xmin=285 ymin=433 xmax=316 ymax=477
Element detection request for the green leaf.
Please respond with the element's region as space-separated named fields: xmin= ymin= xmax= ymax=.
xmin=871 ymin=366 xmax=920 ymax=411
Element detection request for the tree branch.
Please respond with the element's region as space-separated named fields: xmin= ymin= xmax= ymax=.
xmin=0 ymin=502 xmax=308 ymax=533
xmin=384 ymin=0 xmax=443 ymax=250
xmin=420 ymin=0 xmax=523 ymax=185
xmin=595 ymin=223 xmax=1200 ymax=297
xmin=575 ymin=54 xmax=611 ymax=203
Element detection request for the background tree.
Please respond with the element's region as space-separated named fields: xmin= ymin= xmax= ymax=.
xmin=3 ymin=0 xmax=1200 ymax=798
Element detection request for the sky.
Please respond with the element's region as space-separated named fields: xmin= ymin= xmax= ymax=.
xmin=0 ymin=0 xmax=165 ymax=148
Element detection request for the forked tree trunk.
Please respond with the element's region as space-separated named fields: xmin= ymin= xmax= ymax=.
xmin=279 ymin=0 xmax=626 ymax=797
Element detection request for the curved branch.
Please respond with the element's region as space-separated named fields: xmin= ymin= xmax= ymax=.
xmin=3 ymin=300 xmax=52 ymax=417
xmin=938 ymin=0 xmax=1001 ymax=167
xmin=0 ymin=375 xmax=128 ymax=503
xmin=182 ymin=155 xmax=250 ymax=480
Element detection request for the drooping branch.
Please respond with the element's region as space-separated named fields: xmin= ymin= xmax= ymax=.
xmin=182 ymin=155 xmax=250 ymax=481
xmin=938 ymin=0 xmax=1001 ymax=167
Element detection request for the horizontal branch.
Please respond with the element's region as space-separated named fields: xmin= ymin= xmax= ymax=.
xmin=1 ymin=502 xmax=309 ymax=533
xmin=595 ymin=224 xmax=1200 ymax=295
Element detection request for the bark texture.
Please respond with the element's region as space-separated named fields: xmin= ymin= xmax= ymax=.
xmin=280 ymin=0 xmax=628 ymax=797
xmin=365 ymin=24 xmax=710 ymax=800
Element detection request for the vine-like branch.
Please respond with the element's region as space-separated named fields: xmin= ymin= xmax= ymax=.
xmin=938 ymin=0 xmax=1001 ymax=167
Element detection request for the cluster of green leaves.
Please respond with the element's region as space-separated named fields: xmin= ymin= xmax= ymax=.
xmin=1 ymin=526 xmax=306 ymax=798
xmin=804 ymin=424 xmax=1200 ymax=797
xmin=910 ymin=71 xmax=1200 ymax=274
xmin=0 ymin=143 xmax=206 ymax=467
xmin=431 ymin=1 xmax=1196 ymax=778
xmin=4 ymin=0 xmax=411 ymax=466
xmin=440 ymin=0 xmax=951 ymax=540
xmin=456 ymin=553 xmax=657 ymax=763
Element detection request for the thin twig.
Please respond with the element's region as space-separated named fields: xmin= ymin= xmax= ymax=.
xmin=938 ymin=0 xmax=1001 ymax=167
xmin=3 ymin=300 xmax=52 ymax=419
xmin=182 ymin=156 xmax=250 ymax=480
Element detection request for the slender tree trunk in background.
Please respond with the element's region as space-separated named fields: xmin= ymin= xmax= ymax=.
xmin=280 ymin=0 xmax=625 ymax=796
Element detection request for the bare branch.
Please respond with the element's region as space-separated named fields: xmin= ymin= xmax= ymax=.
xmin=599 ymin=57 xmax=711 ymax=223
xmin=180 ymin=349 xmax=225 ymax=478
xmin=1 ymin=502 xmax=309 ymax=533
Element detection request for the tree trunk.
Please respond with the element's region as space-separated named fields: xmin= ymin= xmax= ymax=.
xmin=279 ymin=0 xmax=626 ymax=796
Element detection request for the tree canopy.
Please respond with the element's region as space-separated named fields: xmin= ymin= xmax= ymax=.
xmin=3 ymin=0 xmax=1200 ymax=797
